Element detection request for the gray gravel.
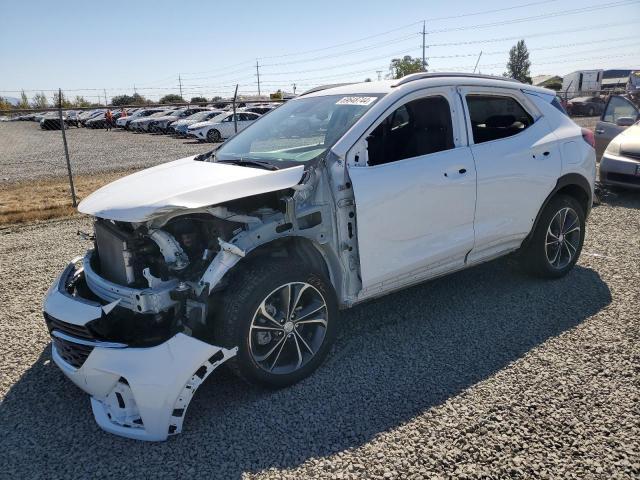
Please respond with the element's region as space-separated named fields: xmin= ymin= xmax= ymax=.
xmin=1 ymin=195 xmax=639 ymax=479
xmin=0 ymin=121 xmax=212 ymax=185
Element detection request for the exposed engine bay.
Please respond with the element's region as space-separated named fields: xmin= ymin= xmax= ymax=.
xmin=66 ymin=190 xmax=300 ymax=348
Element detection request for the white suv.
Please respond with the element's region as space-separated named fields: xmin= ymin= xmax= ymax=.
xmin=43 ymin=73 xmax=596 ymax=441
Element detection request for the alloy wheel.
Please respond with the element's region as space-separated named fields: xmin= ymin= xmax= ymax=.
xmin=545 ymin=207 xmax=581 ymax=269
xmin=249 ymin=282 xmax=328 ymax=375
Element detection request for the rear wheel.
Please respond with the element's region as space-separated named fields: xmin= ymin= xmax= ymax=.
xmin=207 ymin=129 xmax=221 ymax=143
xmin=216 ymin=258 xmax=337 ymax=388
xmin=520 ymin=194 xmax=585 ymax=278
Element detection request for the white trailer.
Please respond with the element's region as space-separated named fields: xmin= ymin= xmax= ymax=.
xmin=561 ymin=70 xmax=603 ymax=99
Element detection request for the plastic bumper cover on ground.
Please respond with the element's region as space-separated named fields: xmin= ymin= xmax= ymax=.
xmin=43 ymin=260 xmax=237 ymax=441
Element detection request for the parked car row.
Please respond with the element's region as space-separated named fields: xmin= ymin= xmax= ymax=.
xmin=117 ymin=104 xmax=274 ymax=142
xmin=9 ymin=103 xmax=278 ymax=140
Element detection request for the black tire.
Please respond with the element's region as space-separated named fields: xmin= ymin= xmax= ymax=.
xmin=216 ymin=257 xmax=338 ymax=388
xmin=207 ymin=129 xmax=221 ymax=143
xmin=520 ymin=194 xmax=585 ymax=278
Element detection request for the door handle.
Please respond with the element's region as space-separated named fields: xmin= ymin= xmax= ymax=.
xmin=595 ymin=128 xmax=605 ymax=134
xmin=543 ymin=151 xmax=550 ymax=156
xmin=458 ymin=168 xmax=467 ymax=174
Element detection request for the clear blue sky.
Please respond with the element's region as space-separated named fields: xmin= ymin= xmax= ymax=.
xmin=1 ymin=0 xmax=639 ymax=102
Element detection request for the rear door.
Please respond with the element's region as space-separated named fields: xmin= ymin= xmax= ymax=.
xmin=459 ymin=87 xmax=561 ymax=262
xmin=595 ymin=96 xmax=639 ymax=159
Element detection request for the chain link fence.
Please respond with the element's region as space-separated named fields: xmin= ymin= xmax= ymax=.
xmin=0 ymin=89 xmax=286 ymax=225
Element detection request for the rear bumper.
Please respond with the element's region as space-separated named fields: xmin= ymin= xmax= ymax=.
xmin=43 ymin=259 xmax=237 ymax=441
xmin=599 ymin=153 xmax=640 ymax=189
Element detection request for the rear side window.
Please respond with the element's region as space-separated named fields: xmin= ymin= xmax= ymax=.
xmin=603 ymin=96 xmax=639 ymax=123
xmin=466 ymin=95 xmax=534 ymax=144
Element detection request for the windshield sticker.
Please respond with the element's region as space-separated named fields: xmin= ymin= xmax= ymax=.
xmin=336 ymin=96 xmax=377 ymax=106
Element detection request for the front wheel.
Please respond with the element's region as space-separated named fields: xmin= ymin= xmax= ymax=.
xmin=520 ymin=194 xmax=585 ymax=278
xmin=207 ymin=129 xmax=221 ymax=143
xmin=216 ymin=258 xmax=338 ymax=388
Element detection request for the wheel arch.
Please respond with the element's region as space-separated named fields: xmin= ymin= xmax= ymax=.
xmin=524 ymin=173 xmax=592 ymax=247
xmin=241 ymin=235 xmax=342 ymax=295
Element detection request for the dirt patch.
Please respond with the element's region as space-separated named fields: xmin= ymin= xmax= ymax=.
xmin=0 ymin=170 xmax=136 ymax=225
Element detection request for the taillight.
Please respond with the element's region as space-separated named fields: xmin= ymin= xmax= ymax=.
xmin=581 ymin=128 xmax=595 ymax=148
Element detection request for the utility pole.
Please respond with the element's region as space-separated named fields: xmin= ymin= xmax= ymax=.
xmin=376 ymin=70 xmax=382 ymax=81
xmin=178 ymin=74 xmax=183 ymax=100
xmin=473 ymin=51 xmax=483 ymax=74
xmin=256 ymin=60 xmax=261 ymax=97
xmin=103 ymin=88 xmax=108 ymax=106
xmin=233 ymin=84 xmax=239 ymax=134
xmin=58 ymin=88 xmax=77 ymax=207
xmin=421 ymin=21 xmax=428 ymax=72
xmin=292 ymin=83 xmax=296 ymax=95
xmin=133 ymin=84 xmax=137 ymax=95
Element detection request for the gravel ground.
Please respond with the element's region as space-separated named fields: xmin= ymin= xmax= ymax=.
xmin=0 ymin=121 xmax=212 ymax=185
xmin=0 ymin=188 xmax=638 ymax=479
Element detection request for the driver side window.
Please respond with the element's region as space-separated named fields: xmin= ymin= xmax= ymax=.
xmin=603 ymin=96 xmax=638 ymax=124
xmin=367 ymin=95 xmax=454 ymax=166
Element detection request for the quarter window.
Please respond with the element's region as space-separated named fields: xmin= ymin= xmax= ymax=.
xmin=603 ymin=96 xmax=638 ymax=124
xmin=367 ymin=95 xmax=454 ymax=166
xmin=466 ymin=95 xmax=534 ymax=144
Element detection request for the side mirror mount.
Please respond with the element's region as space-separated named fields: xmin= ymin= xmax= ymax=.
xmin=615 ymin=116 xmax=635 ymax=127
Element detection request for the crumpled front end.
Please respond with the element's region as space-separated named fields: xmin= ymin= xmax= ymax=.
xmin=42 ymin=156 xmax=343 ymax=441
xmin=43 ymin=259 xmax=236 ymax=441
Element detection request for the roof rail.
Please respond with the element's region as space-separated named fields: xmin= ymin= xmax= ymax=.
xmin=298 ymin=83 xmax=355 ymax=96
xmin=392 ymin=72 xmax=521 ymax=87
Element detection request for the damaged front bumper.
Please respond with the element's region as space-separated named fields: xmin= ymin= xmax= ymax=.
xmin=43 ymin=259 xmax=237 ymax=441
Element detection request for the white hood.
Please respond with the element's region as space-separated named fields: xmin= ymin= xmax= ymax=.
xmin=78 ymin=156 xmax=305 ymax=222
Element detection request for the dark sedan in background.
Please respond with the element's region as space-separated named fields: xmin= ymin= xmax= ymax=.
xmin=567 ymin=96 xmax=606 ymax=116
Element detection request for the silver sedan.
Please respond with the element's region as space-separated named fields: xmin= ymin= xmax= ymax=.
xmin=599 ymin=121 xmax=640 ymax=189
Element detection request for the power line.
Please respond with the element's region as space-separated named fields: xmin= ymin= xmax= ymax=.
xmin=428 ymin=0 xmax=640 ymax=34
xmin=427 ymin=19 xmax=640 ymax=47
xmin=260 ymin=47 xmax=422 ymax=77
xmin=257 ymin=0 xmax=565 ymax=61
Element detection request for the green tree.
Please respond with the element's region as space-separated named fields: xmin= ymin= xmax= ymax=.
xmin=18 ymin=90 xmax=29 ymax=109
xmin=159 ymin=94 xmax=185 ymax=104
xmin=190 ymin=96 xmax=208 ymax=104
xmin=504 ymin=40 xmax=532 ymax=84
xmin=111 ymin=93 xmax=148 ymax=106
xmin=73 ymin=96 xmax=92 ymax=107
xmin=111 ymin=94 xmax=135 ymax=106
xmin=52 ymin=91 xmax=72 ymax=108
xmin=211 ymin=96 xmax=223 ymax=102
xmin=364 ymin=77 xmax=372 ymax=82
xmin=388 ymin=56 xmax=423 ymax=79
xmin=31 ymin=92 xmax=49 ymax=109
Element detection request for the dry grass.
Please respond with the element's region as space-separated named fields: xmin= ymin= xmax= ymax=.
xmin=0 ymin=170 xmax=138 ymax=226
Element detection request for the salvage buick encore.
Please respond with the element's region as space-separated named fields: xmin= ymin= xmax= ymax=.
xmin=44 ymin=73 xmax=596 ymax=441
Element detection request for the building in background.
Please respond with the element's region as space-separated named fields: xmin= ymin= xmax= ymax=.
xmin=561 ymin=70 xmax=603 ymax=99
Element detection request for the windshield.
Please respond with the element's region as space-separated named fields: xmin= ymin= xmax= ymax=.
xmin=214 ymin=94 xmax=381 ymax=166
